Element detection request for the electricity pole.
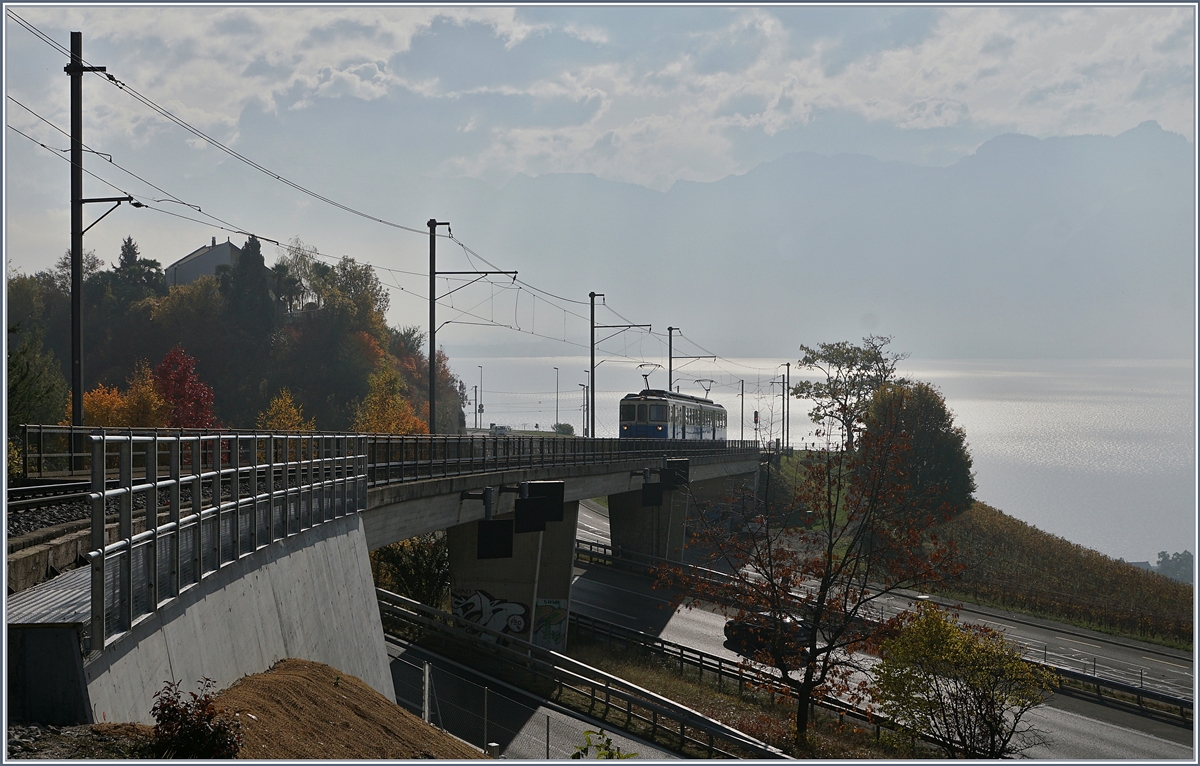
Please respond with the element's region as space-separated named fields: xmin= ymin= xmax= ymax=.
xmin=66 ymin=33 xmax=132 ymax=433
xmin=553 ymin=367 xmax=559 ymax=431
xmin=739 ymin=379 xmax=745 ymax=441
xmin=427 ymin=219 xmax=449 ymax=434
xmin=667 ymin=327 xmax=677 ymax=390
xmin=590 ymin=291 xmax=649 ymax=439
xmin=784 ymin=362 xmax=790 ymax=449
xmin=428 ymin=221 xmax=514 ymax=434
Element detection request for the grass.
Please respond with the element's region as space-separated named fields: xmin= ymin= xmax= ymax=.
xmin=564 ymin=632 xmax=943 ymax=759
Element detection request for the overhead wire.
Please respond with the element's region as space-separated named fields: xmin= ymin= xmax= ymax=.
xmin=8 ymin=10 xmax=757 ymax=387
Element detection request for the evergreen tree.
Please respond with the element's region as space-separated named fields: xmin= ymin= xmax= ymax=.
xmin=6 ymin=325 xmax=68 ymax=437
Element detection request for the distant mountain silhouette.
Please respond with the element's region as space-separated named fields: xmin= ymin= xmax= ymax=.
xmin=434 ymin=122 xmax=1193 ymax=359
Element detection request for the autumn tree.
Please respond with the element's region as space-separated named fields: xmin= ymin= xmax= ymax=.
xmin=78 ymin=361 xmax=169 ymax=427
xmin=863 ymin=381 xmax=976 ymax=525
xmin=354 ymin=362 xmax=427 ymax=435
xmin=370 ymin=532 xmax=450 ymax=607
xmin=152 ymin=345 xmax=218 ymax=428
xmin=256 ymin=389 xmax=316 ymax=431
xmin=663 ymin=344 xmax=966 ymax=752
xmin=792 ymin=335 xmax=907 ymax=450
xmin=873 ymin=603 xmax=1057 ymax=758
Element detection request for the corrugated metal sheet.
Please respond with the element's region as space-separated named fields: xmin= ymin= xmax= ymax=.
xmin=7 ymin=566 xmax=89 ymax=625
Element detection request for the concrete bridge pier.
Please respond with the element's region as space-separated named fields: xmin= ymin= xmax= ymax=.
xmin=608 ymin=488 xmax=688 ymax=562
xmin=608 ymin=473 xmax=759 ymax=562
xmin=447 ymin=499 xmax=579 ymax=651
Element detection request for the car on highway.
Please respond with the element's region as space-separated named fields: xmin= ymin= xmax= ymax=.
xmin=723 ymin=611 xmax=812 ymax=659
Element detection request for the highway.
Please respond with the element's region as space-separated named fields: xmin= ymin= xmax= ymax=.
xmin=573 ymin=499 xmax=1195 ymax=759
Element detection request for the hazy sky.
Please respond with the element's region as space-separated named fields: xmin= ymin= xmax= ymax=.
xmin=6 ymin=5 xmax=1193 ymax=273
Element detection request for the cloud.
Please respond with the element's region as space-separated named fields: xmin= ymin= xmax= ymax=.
xmin=8 ymin=6 xmax=1191 ymax=192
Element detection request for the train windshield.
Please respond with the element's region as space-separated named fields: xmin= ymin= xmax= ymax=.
xmin=637 ymin=404 xmax=647 ymax=422
xmin=649 ymin=404 xmax=668 ymax=421
xmin=620 ymin=403 xmax=635 ymax=422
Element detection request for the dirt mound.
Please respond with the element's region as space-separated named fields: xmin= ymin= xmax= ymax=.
xmin=215 ymin=658 xmax=485 ymax=759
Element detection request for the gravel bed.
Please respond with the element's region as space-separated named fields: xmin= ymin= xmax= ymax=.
xmin=6 ymin=481 xmax=264 ymax=541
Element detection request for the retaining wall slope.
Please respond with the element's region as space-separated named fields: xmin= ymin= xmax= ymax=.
xmin=83 ymin=513 xmax=392 ymax=724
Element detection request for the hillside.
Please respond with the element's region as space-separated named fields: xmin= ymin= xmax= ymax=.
xmin=934 ymin=502 xmax=1193 ymax=649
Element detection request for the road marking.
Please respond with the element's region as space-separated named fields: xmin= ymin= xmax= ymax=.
xmin=1054 ymin=635 xmax=1101 ymax=649
xmin=976 ymin=618 xmax=1013 ymax=630
xmin=1142 ymin=656 xmax=1193 ymax=672
xmin=575 ymin=579 xmax=673 ymax=604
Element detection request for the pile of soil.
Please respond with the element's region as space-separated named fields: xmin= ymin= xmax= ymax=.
xmin=219 ymin=659 xmax=485 ymax=759
xmin=7 ymin=659 xmax=486 ymax=760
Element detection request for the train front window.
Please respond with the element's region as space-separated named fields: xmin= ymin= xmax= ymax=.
xmin=649 ymin=404 xmax=667 ymax=422
xmin=637 ymin=404 xmax=648 ymax=422
xmin=620 ymin=403 xmax=635 ymax=422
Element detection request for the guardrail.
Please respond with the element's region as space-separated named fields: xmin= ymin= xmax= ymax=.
xmin=16 ymin=424 xmax=760 ymax=486
xmin=375 ymin=589 xmax=789 ymax=759
xmin=574 ymin=539 xmax=1195 ymax=718
xmin=84 ymin=432 xmax=367 ymax=649
xmin=568 ymin=611 xmax=956 ymax=752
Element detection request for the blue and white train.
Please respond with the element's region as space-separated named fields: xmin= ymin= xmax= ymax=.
xmin=618 ymin=389 xmax=727 ymax=440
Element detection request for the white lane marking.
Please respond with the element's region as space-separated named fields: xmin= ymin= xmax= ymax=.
xmin=1142 ymin=656 xmax=1194 ymax=672
xmin=975 ymin=618 xmax=1014 ymax=631
xmin=571 ymin=600 xmax=638 ymax=624
xmin=574 ymin=579 xmax=674 ymax=605
xmin=1055 ymin=635 xmax=1102 ymax=649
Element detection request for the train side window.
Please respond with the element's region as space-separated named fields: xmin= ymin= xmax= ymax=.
xmin=637 ymin=404 xmax=647 ymax=422
xmin=620 ymin=403 xmax=635 ymax=421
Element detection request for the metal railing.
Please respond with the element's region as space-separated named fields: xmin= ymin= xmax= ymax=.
xmin=17 ymin=424 xmax=760 ymax=487
xmin=376 ymin=589 xmax=788 ymax=759
xmin=390 ymin=652 xmax=651 ymax=759
xmin=568 ymin=611 xmax=952 ymax=751
xmin=84 ymin=432 xmax=367 ymax=649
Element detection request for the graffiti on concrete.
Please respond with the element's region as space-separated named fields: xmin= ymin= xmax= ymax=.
xmin=452 ymin=589 xmax=529 ymax=639
xmin=534 ymin=598 xmax=568 ymax=651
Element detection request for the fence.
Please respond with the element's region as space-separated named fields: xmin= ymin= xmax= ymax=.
xmin=84 ymin=431 xmax=367 ymax=649
xmin=391 ymin=653 xmax=648 ymax=759
xmin=17 ymin=424 xmax=760 ymax=487
xmin=376 ymin=589 xmax=787 ymax=759
xmin=574 ymin=539 xmax=1195 ymax=716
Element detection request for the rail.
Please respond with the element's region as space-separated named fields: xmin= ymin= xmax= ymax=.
xmin=574 ymin=540 xmax=1195 ymax=716
xmin=375 ymin=589 xmax=788 ymax=759
xmin=16 ymin=424 xmax=760 ymax=486
xmin=83 ymin=432 xmax=367 ymax=649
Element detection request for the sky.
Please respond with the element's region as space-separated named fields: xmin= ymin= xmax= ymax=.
xmin=4 ymin=5 xmax=1193 ymax=270
xmin=3 ymin=5 xmax=1196 ymax=559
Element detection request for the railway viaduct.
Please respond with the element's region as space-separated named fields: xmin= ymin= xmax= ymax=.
xmin=7 ymin=428 xmax=761 ymax=725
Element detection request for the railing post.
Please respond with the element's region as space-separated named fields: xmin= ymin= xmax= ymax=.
xmin=422 ymin=661 xmax=431 ymax=723
xmin=168 ymin=438 xmax=180 ymax=601
xmin=118 ymin=438 xmax=132 ymax=633
xmin=90 ymin=433 xmax=106 ymax=649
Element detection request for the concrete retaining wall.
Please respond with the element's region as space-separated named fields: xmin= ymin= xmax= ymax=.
xmin=83 ymin=513 xmax=393 ymax=724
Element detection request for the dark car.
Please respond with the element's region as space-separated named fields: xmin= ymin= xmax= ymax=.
xmin=723 ymin=612 xmax=812 ymax=658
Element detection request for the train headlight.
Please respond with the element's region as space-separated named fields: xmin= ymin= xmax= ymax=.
xmin=656 ymin=425 xmax=663 ymax=431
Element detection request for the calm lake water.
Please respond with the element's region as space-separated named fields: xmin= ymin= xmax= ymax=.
xmin=453 ymin=355 xmax=1195 ymax=563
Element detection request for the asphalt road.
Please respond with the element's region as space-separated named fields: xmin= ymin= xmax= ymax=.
xmin=572 ymin=499 xmax=1195 ymax=759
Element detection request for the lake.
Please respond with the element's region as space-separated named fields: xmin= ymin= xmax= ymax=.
xmin=452 ymin=355 xmax=1195 ymax=563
